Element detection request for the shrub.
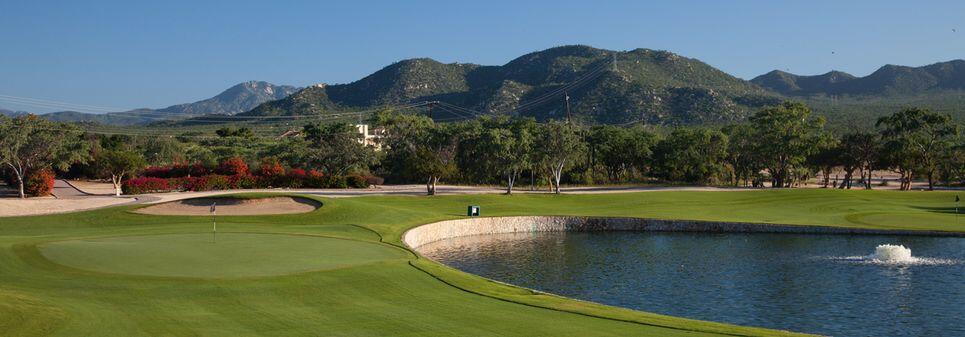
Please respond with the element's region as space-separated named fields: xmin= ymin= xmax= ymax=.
xmin=218 ymin=157 xmax=249 ymax=176
xmin=143 ymin=162 xmax=211 ymax=179
xmin=363 ymin=175 xmax=384 ymax=186
xmin=187 ymin=163 xmax=210 ymax=177
xmin=283 ymin=168 xmax=308 ymax=188
xmin=230 ymin=174 xmax=262 ymax=189
xmin=205 ymin=174 xmax=232 ymax=190
xmin=346 ymin=174 xmax=369 ymax=188
xmin=257 ymin=158 xmax=285 ymax=178
xmin=326 ymin=175 xmax=347 ymax=189
xmin=303 ymin=170 xmax=327 ymax=188
xmin=24 ymin=168 xmax=55 ymax=197
xmin=123 ymin=177 xmax=172 ymax=194
xmin=184 ymin=174 xmax=231 ymax=192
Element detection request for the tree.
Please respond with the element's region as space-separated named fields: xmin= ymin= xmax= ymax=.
xmin=938 ymin=140 xmax=964 ymax=186
xmin=749 ymin=102 xmax=825 ymax=188
xmin=409 ymin=124 xmax=459 ymax=195
xmin=806 ymin=134 xmax=839 ymax=189
xmin=587 ymin=125 xmax=655 ymax=182
xmin=215 ymin=127 xmax=254 ymax=138
xmin=876 ymin=108 xmax=959 ymax=190
xmin=535 ymin=121 xmax=585 ymax=194
xmin=723 ymin=123 xmax=763 ymax=187
xmin=652 ymin=128 xmax=729 ymax=184
xmin=302 ymin=123 xmax=377 ymax=175
xmin=844 ymin=132 xmax=881 ymax=189
xmin=0 ymin=115 xmax=88 ymax=198
xmin=96 ymin=149 xmax=147 ymax=196
xmin=375 ymin=112 xmax=434 ymax=183
xmin=476 ymin=117 xmax=537 ymax=194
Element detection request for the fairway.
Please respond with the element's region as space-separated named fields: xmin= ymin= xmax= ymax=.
xmin=38 ymin=233 xmax=407 ymax=278
xmin=1 ymin=190 xmax=963 ymax=337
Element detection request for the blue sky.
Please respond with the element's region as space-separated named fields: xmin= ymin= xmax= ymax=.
xmin=2 ymin=0 xmax=963 ymax=113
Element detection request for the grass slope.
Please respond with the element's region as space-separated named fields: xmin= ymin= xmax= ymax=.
xmin=0 ymin=189 xmax=962 ymax=336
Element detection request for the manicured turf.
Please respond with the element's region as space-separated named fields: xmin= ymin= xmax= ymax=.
xmin=0 ymin=189 xmax=962 ymax=336
xmin=39 ymin=233 xmax=407 ymax=278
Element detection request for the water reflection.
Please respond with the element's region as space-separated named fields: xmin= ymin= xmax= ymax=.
xmin=420 ymin=232 xmax=965 ymax=337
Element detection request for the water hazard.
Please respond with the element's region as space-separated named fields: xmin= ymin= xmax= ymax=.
xmin=420 ymin=232 xmax=964 ymax=337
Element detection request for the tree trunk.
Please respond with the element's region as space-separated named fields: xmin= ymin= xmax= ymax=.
xmin=506 ymin=170 xmax=516 ymax=195
xmin=426 ymin=177 xmax=434 ymax=196
xmin=552 ymin=162 xmax=564 ymax=194
xmin=18 ymin=178 xmax=25 ymax=199
xmin=530 ymin=170 xmax=535 ymax=191
xmin=927 ymin=171 xmax=934 ymax=191
xmin=112 ymin=174 xmax=122 ymax=196
xmin=821 ymin=168 xmax=831 ymax=188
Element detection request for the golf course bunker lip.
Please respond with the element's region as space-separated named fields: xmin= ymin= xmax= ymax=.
xmin=404 ymin=216 xmax=965 ymax=250
xmin=37 ymin=233 xmax=407 ymax=278
xmin=135 ymin=196 xmax=321 ymax=216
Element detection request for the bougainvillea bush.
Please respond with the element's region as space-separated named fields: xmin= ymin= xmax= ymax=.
xmin=24 ymin=168 xmax=56 ymax=197
xmin=122 ymin=158 xmax=378 ymax=194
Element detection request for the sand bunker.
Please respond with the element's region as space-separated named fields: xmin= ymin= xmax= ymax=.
xmin=136 ymin=197 xmax=320 ymax=216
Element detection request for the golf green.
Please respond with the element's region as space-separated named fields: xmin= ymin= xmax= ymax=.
xmin=38 ymin=233 xmax=408 ymax=278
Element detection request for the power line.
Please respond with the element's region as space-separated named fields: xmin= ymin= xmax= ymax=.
xmin=0 ymin=94 xmax=134 ymax=112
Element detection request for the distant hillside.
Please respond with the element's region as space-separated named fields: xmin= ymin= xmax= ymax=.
xmin=751 ymin=60 xmax=965 ymax=129
xmin=36 ymin=81 xmax=298 ymax=125
xmin=0 ymin=108 xmax=29 ymax=118
xmin=244 ymin=45 xmax=780 ymax=126
xmin=752 ymin=60 xmax=965 ymax=96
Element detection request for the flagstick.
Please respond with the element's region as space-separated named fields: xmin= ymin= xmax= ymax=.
xmin=212 ymin=213 xmax=217 ymax=243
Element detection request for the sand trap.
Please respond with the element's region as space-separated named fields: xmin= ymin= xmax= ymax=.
xmin=135 ymin=197 xmax=320 ymax=216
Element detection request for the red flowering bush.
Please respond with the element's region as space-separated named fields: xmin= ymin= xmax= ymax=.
xmin=230 ymin=174 xmax=262 ymax=189
xmin=304 ymin=170 xmax=327 ymax=188
xmin=257 ymin=158 xmax=285 ymax=177
xmin=143 ymin=162 xmax=210 ymax=178
xmin=123 ymin=177 xmax=172 ymax=194
xmin=218 ymin=157 xmax=249 ymax=176
xmin=127 ymin=157 xmax=367 ymax=191
xmin=24 ymin=168 xmax=55 ymax=197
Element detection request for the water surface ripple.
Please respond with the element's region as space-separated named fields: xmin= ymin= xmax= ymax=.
xmin=421 ymin=232 xmax=964 ymax=337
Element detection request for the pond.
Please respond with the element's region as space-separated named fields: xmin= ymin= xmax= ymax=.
xmin=420 ymin=231 xmax=964 ymax=337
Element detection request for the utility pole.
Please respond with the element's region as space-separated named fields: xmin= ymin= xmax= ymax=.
xmin=612 ymin=53 xmax=618 ymax=72
xmin=564 ymin=91 xmax=571 ymax=123
xmin=425 ymin=101 xmax=440 ymax=120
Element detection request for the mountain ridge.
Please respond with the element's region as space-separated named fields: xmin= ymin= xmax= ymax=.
xmin=30 ymin=81 xmax=299 ymax=125
xmin=752 ymin=60 xmax=965 ymax=96
xmin=244 ymin=45 xmax=778 ymax=125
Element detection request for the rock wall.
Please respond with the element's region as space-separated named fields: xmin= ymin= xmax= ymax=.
xmin=403 ymin=216 xmax=963 ymax=249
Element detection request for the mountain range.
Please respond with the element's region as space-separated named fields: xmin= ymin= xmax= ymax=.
xmin=8 ymin=46 xmax=965 ymax=128
xmin=243 ymin=45 xmax=965 ymax=127
xmin=751 ymin=60 xmax=965 ymax=96
xmin=2 ymin=81 xmax=299 ymax=125
xmin=244 ymin=45 xmax=779 ymax=125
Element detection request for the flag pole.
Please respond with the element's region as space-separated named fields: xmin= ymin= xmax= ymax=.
xmin=211 ymin=202 xmax=217 ymax=243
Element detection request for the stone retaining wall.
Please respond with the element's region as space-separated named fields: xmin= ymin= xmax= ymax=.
xmin=403 ymin=216 xmax=964 ymax=249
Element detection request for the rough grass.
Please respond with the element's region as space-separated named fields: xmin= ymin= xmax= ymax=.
xmin=0 ymin=189 xmax=961 ymax=336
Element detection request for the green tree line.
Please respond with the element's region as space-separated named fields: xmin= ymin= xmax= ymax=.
xmin=1 ymin=101 xmax=961 ymax=197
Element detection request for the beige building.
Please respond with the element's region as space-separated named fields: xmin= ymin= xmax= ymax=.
xmin=355 ymin=124 xmax=386 ymax=150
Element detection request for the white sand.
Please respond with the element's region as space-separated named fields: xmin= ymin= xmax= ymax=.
xmin=135 ymin=197 xmax=320 ymax=216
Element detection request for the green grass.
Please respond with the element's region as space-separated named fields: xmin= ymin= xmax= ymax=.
xmin=0 ymin=189 xmax=962 ymax=336
xmin=37 ymin=233 xmax=407 ymax=278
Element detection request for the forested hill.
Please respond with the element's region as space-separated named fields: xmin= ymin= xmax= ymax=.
xmin=244 ymin=45 xmax=782 ymax=126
